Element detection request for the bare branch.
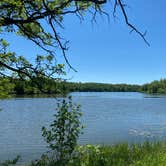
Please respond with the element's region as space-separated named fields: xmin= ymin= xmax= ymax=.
xmin=49 ymin=18 xmax=77 ymax=72
xmin=117 ymin=0 xmax=150 ymax=46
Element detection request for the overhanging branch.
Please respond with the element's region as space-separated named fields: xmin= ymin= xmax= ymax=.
xmin=117 ymin=0 xmax=150 ymax=46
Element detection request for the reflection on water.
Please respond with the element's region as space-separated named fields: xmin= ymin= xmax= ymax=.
xmin=0 ymin=92 xmax=166 ymax=163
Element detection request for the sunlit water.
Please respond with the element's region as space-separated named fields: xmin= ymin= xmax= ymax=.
xmin=0 ymin=92 xmax=166 ymax=163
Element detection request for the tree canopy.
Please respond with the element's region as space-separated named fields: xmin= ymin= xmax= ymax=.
xmin=0 ymin=0 xmax=149 ymax=88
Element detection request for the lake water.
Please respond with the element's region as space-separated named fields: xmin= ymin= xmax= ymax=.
xmin=0 ymin=92 xmax=166 ymax=163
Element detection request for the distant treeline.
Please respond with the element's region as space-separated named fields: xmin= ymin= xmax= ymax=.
xmin=141 ymin=79 xmax=166 ymax=94
xmin=64 ymin=82 xmax=140 ymax=92
xmin=1 ymin=77 xmax=166 ymax=96
xmin=12 ymin=80 xmax=141 ymax=95
xmin=0 ymin=77 xmax=140 ymax=96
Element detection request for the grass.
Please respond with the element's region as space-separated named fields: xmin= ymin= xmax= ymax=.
xmin=26 ymin=141 xmax=166 ymax=166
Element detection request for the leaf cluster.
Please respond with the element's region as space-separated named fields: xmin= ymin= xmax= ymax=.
xmin=42 ymin=96 xmax=83 ymax=165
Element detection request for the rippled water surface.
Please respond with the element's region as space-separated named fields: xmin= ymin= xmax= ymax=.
xmin=1 ymin=92 xmax=166 ymax=163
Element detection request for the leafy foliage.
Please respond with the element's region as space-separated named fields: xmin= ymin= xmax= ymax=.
xmin=41 ymin=96 xmax=83 ymax=165
xmin=0 ymin=0 xmax=108 ymax=81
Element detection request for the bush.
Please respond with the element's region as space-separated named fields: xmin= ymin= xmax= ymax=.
xmin=0 ymin=156 xmax=20 ymax=166
xmin=41 ymin=96 xmax=83 ymax=166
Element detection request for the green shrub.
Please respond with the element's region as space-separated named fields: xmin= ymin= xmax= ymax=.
xmin=40 ymin=96 xmax=83 ymax=166
xmin=0 ymin=156 xmax=20 ymax=166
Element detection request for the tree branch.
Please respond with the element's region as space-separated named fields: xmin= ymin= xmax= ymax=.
xmin=117 ymin=0 xmax=150 ymax=46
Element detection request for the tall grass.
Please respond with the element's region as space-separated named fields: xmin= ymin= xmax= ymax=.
xmin=29 ymin=142 xmax=166 ymax=166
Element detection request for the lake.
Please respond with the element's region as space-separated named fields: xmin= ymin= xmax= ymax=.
xmin=0 ymin=92 xmax=166 ymax=163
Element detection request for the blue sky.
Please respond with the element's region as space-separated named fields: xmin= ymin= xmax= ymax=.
xmin=4 ymin=0 xmax=166 ymax=85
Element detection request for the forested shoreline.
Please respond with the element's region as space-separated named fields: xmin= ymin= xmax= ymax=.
xmin=0 ymin=77 xmax=140 ymax=96
xmin=141 ymin=79 xmax=166 ymax=94
xmin=1 ymin=77 xmax=166 ymax=97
